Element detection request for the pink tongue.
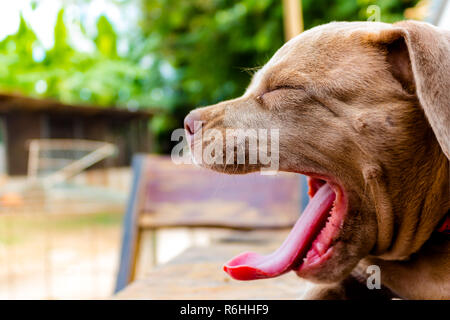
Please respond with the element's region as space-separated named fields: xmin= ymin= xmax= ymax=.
xmin=223 ymin=183 xmax=335 ymax=280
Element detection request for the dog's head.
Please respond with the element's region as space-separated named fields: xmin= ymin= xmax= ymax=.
xmin=184 ymin=21 xmax=450 ymax=283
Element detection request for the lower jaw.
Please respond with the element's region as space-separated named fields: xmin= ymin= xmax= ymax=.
xmin=295 ymin=247 xmax=335 ymax=276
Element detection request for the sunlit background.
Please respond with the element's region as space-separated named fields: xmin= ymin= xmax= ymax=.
xmin=0 ymin=0 xmax=446 ymax=299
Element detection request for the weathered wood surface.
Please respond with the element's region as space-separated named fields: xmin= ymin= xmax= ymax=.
xmin=140 ymin=156 xmax=301 ymax=230
xmin=115 ymin=231 xmax=308 ymax=300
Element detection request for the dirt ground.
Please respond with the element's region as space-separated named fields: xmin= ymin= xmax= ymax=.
xmin=0 ymin=211 xmax=214 ymax=299
xmin=0 ymin=212 xmax=123 ymax=299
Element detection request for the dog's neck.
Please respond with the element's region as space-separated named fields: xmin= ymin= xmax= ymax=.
xmin=375 ymin=137 xmax=449 ymax=260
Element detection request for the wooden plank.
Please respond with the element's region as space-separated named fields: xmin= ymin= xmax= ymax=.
xmin=139 ymin=156 xmax=301 ymax=230
xmin=114 ymin=154 xmax=147 ymax=293
xmin=0 ymin=93 xmax=159 ymax=118
xmin=114 ymin=236 xmax=308 ymax=300
xmin=138 ymin=210 xmax=296 ymax=231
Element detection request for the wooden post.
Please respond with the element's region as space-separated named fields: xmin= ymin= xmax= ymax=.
xmin=115 ymin=155 xmax=147 ymax=293
xmin=282 ymin=0 xmax=303 ymax=41
xmin=27 ymin=140 xmax=40 ymax=179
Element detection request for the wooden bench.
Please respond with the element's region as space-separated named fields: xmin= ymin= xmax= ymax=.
xmin=115 ymin=233 xmax=308 ymax=299
xmin=115 ymin=155 xmax=307 ymax=293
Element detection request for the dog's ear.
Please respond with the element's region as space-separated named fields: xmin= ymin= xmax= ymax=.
xmin=372 ymin=21 xmax=450 ymax=159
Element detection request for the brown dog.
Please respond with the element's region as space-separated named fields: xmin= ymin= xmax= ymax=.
xmin=184 ymin=20 xmax=449 ymax=299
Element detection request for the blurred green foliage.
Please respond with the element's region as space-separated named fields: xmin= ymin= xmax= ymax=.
xmin=0 ymin=0 xmax=419 ymax=152
xmin=0 ymin=6 xmax=166 ymax=109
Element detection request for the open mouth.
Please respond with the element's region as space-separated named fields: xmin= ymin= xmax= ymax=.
xmin=223 ymin=176 xmax=347 ymax=280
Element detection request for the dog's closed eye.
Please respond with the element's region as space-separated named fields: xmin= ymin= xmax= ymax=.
xmin=256 ymin=85 xmax=307 ymax=108
xmin=270 ymin=84 xmax=305 ymax=92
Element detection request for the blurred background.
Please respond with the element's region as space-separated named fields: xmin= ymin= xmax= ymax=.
xmin=0 ymin=0 xmax=446 ymax=299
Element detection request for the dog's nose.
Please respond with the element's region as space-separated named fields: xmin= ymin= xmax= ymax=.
xmin=184 ymin=110 xmax=202 ymax=137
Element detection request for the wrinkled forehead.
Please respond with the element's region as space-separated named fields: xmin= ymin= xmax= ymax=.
xmin=246 ymin=21 xmax=393 ymax=94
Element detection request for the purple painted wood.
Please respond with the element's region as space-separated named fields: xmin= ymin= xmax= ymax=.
xmin=140 ymin=156 xmax=301 ymax=228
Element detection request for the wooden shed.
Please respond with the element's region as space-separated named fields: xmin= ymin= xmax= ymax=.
xmin=0 ymin=94 xmax=156 ymax=176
